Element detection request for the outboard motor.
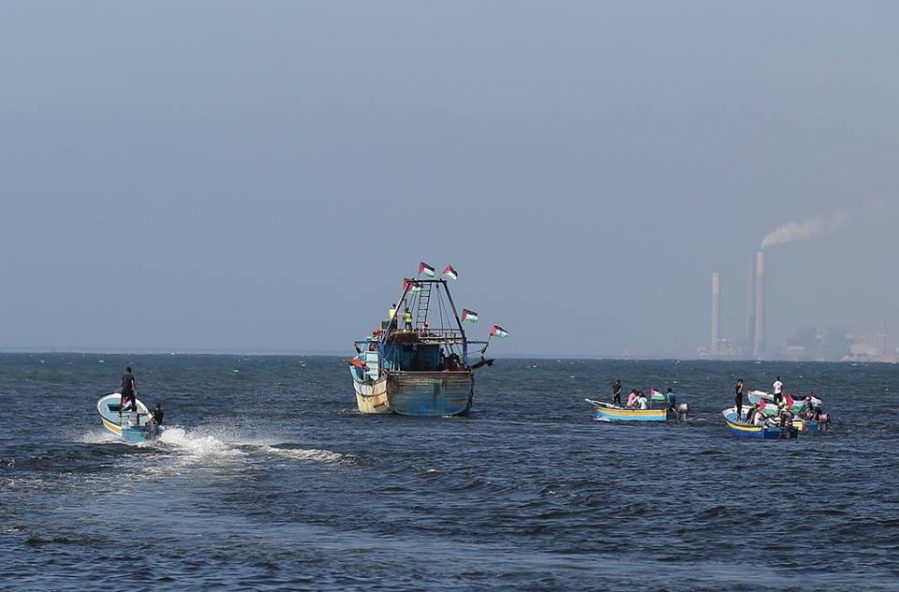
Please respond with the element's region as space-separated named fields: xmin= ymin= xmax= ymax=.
xmin=676 ymin=402 xmax=689 ymax=422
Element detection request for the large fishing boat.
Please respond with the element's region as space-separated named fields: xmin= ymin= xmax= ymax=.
xmin=348 ymin=264 xmax=506 ymax=416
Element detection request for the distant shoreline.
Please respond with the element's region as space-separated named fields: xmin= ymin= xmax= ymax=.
xmin=0 ymin=349 xmax=894 ymax=364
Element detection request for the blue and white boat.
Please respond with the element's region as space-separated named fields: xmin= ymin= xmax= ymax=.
xmin=348 ymin=268 xmax=501 ymax=417
xmin=722 ymin=408 xmax=798 ymax=440
xmin=747 ymin=390 xmax=821 ymax=415
xmin=96 ymin=394 xmax=163 ymax=442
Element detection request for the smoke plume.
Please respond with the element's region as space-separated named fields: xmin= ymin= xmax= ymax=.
xmin=760 ymin=212 xmax=845 ymax=249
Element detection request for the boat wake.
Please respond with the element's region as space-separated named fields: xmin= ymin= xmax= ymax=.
xmin=157 ymin=427 xmax=244 ymax=458
xmin=77 ymin=425 xmax=348 ymax=466
xmin=257 ymin=444 xmax=348 ymax=464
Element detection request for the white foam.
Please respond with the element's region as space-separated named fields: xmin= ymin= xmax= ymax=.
xmin=260 ymin=445 xmax=346 ymax=463
xmin=158 ymin=427 xmax=243 ymax=458
xmin=75 ymin=429 xmax=122 ymax=444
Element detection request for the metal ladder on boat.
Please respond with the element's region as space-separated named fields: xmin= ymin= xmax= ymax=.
xmin=415 ymin=281 xmax=432 ymax=330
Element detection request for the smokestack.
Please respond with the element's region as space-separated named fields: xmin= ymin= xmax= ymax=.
xmin=745 ymin=255 xmax=755 ymax=356
xmin=753 ymin=251 xmax=766 ymax=359
xmin=711 ymin=272 xmax=720 ymax=356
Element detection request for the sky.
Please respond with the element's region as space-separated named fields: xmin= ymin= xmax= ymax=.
xmin=1 ymin=1 xmax=897 ymax=357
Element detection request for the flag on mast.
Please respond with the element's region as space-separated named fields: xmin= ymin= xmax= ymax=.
xmin=489 ymin=325 xmax=509 ymax=338
xmin=403 ymin=279 xmax=422 ymax=293
xmin=461 ymin=309 xmax=479 ymax=323
xmin=442 ymin=265 xmax=458 ymax=280
xmin=650 ymin=388 xmax=666 ymax=402
xmin=419 ymin=262 xmax=436 ymax=277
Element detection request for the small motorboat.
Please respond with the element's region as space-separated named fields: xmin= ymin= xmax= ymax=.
xmin=722 ymin=408 xmax=798 ymax=440
xmin=585 ymin=399 xmax=669 ymax=422
xmin=747 ymin=390 xmax=821 ymax=415
xmin=96 ymin=393 xmax=163 ymax=442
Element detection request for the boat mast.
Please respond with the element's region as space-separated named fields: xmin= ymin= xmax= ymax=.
xmin=440 ymin=278 xmax=469 ymax=362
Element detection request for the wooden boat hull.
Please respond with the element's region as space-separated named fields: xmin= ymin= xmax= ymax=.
xmin=592 ymin=402 xmax=668 ymax=422
xmin=722 ymin=409 xmax=798 ymax=440
xmin=96 ymin=394 xmax=163 ymax=443
xmin=385 ymin=370 xmax=473 ymax=416
xmin=351 ymin=366 xmax=473 ymax=416
xmin=351 ymin=372 xmax=391 ymax=414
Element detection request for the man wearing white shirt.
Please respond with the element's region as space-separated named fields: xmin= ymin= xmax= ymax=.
xmin=772 ymin=376 xmax=783 ymax=403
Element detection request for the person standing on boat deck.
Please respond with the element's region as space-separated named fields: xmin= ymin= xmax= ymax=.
xmin=665 ymin=387 xmax=677 ymax=411
xmin=403 ymin=307 xmax=413 ymax=331
xmin=735 ymin=378 xmax=745 ymax=419
xmin=388 ymin=304 xmax=398 ymax=331
xmin=611 ymin=378 xmax=622 ymax=406
xmin=119 ymin=366 xmax=137 ymax=414
xmin=772 ymin=376 xmax=783 ymax=403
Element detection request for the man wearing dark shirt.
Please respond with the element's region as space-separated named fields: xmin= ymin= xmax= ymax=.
xmin=611 ymin=378 xmax=622 ymax=406
xmin=151 ymin=403 xmax=164 ymax=426
xmin=120 ymin=366 xmax=137 ymax=414
xmin=735 ymin=378 xmax=745 ymax=420
xmin=148 ymin=403 xmax=164 ymax=439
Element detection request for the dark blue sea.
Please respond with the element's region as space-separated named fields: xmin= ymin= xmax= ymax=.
xmin=1 ymin=354 xmax=898 ymax=591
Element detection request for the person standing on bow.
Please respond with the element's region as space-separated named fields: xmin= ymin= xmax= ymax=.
xmin=119 ymin=366 xmax=137 ymax=415
xmin=611 ymin=378 xmax=622 ymax=406
xmin=735 ymin=378 xmax=745 ymax=420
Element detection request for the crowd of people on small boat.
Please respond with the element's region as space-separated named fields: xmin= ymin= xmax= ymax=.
xmin=604 ymin=373 xmax=827 ymax=431
xmin=734 ymin=375 xmax=827 ymax=430
xmin=609 ymin=378 xmax=677 ymax=411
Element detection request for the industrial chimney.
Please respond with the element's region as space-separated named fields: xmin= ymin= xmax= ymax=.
xmin=711 ymin=272 xmax=720 ymax=356
xmin=745 ymin=255 xmax=755 ymax=357
xmin=753 ymin=251 xmax=766 ymax=359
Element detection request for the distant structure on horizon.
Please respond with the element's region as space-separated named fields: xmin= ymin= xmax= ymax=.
xmin=745 ymin=255 xmax=755 ymax=356
xmin=753 ymin=250 xmax=766 ymax=359
xmin=710 ymin=272 xmax=720 ymax=356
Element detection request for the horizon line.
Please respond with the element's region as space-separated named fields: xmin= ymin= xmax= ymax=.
xmin=0 ymin=348 xmax=887 ymax=364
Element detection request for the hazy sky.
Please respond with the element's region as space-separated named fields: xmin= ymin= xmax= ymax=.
xmin=1 ymin=2 xmax=897 ymax=357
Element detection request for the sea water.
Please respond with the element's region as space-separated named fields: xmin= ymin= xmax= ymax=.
xmin=1 ymin=354 xmax=897 ymax=591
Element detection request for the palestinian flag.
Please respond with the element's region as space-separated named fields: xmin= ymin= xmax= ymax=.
xmin=461 ymin=309 xmax=479 ymax=323
xmin=419 ymin=262 xmax=436 ymax=277
xmin=403 ymin=279 xmax=422 ymax=293
xmin=650 ymin=388 xmax=666 ymax=402
xmin=348 ymin=357 xmax=369 ymax=371
xmin=442 ymin=265 xmax=458 ymax=280
xmin=489 ymin=325 xmax=509 ymax=338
